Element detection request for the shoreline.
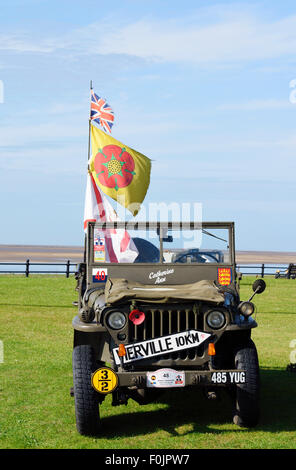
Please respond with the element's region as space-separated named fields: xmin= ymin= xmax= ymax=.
xmin=0 ymin=245 xmax=295 ymax=264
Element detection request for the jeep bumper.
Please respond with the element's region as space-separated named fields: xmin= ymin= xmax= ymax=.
xmin=115 ymin=369 xmax=246 ymax=388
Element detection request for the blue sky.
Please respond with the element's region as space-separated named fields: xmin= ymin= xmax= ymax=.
xmin=1 ymin=0 xmax=296 ymax=250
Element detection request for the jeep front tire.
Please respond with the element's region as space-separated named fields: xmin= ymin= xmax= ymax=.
xmin=72 ymin=344 xmax=102 ymax=435
xmin=232 ymin=339 xmax=260 ymax=427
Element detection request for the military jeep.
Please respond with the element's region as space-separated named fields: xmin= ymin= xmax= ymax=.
xmin=72 ymin=221 xmax=265 ymax=435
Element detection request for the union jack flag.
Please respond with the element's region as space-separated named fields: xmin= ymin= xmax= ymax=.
xmin=90 ymin=90 xmax=114 ymax=133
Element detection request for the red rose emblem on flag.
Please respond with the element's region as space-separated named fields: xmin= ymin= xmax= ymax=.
xmin=93 ymin=145 xmax=136 ymax=191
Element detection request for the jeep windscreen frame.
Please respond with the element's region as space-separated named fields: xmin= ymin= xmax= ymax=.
xmin=86 ymin=221 xmax=236 ymax=287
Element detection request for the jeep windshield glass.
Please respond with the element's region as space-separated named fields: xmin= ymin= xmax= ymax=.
xmin=92 ymin=223 xmax=231 ymax=264
xmin=93 ymin=226 xmax=160 ymax=263
xmin=163 ymin=228 xmax=230 ymax=264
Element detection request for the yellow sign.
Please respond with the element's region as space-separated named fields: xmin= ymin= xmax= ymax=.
xmin=91 ymin=367 xmax=118 ymax=394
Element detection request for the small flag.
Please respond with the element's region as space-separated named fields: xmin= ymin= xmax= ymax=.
xmin=90 ymin=90 xmax=114 ymax=133
xmin=89 ymin=125 xmax=151 ymax=216
xmin=83 ymin=172 xmax=139 ymax=263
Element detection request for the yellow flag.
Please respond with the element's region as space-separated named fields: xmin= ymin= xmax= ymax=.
xmin=89 ymin=125 xmax=151 ymax=216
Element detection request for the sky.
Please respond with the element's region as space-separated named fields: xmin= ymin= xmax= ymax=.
xmin=1 ymin=0 xmax=296 ymax=251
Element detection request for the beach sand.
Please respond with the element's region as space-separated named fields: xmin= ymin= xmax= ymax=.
xmin=0 ymin=245 xmax=296 ymax=264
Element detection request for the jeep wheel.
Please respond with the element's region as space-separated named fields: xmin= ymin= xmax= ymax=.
xmin=232 ymin=339 xmax=260 ymax=428
xmin=72 ymin=344 xmax=102 ymax=435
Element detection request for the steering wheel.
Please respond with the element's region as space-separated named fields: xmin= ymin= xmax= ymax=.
xmin=174 ymin=250 xmax=219 ymax=264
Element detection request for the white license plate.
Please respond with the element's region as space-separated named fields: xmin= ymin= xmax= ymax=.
xmin=147 ymin=369 xmax=185 ymax=388
xmin=112 ymin=329 xmax=211 ymax=365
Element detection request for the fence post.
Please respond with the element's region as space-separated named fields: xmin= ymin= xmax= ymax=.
xmin=66 ymin=260 xmax=70 ymax=278
xmin=261 ymin=263 xmax=265 ymax=278
xmin=26 ymin=259 xmax=30 ymax=277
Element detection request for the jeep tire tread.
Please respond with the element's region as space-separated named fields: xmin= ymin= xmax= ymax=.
xmin=232 ymin=339 xmax=260 ymax=428
xmin=72 ymin=344 xmax=101 ymax=436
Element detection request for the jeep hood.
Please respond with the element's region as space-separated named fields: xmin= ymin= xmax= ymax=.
xmin=105 ymin=278 xmax=225 ymax=305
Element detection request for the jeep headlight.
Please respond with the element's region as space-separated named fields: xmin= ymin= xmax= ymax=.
xmin=238 ymin=301 xmax=255 ymax=317
xmin=206 ymin=310 xmax=226 ymax=329
xmin=106 ymin=311 xmax=127 ymax=330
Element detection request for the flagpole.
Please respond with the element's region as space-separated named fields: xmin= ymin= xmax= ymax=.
xmin=84 ymin=80 xmax=93 ymax=263
xmin=88 ymin=80 xmax=93 ymax=166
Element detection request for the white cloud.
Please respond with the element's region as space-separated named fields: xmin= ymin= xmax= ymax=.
xmin=0 ymin=119 xmax=89 ymax=175
xmin=0 ymin=144 xmax=86 ymax=175
xmin=0 ymin=121 xmax=86 ymax=147
xmin=217 ymin=99 xmax=294 ymax=111
xmin=0 ymin=34 xmax=54 ymax=53
xmin=61 ymin=12 xmax=296 ymax=65
xmin=2 ymin=7 xmax=296 ymax=66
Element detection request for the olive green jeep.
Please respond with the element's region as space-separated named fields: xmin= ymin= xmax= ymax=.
xmin=72 ymin=221 xmax=265 ymax=435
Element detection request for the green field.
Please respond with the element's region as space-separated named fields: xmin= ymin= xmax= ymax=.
xmin=0 ymin=275 xmax=296 ymax=449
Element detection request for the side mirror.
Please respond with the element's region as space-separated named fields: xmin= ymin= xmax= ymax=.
xmin=248 ymin=279 xmax=266 ymax=302
xmin=252 ymin=279 xmax=266 ymax=294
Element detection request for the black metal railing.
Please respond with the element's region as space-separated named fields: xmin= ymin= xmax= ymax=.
xmin=0 ymin=260 xmax=77 ymax=277
xmin=0 ymin=261 xmax=291 ymax=278
xmin=235 ymin=264 xmax=289 ymax=278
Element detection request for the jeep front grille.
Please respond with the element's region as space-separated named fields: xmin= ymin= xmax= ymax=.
xmin=128 ymin=306 xmax=205 ymax=362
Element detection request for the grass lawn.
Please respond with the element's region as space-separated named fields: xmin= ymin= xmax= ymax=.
xmin=0 ymin=275 xmax=295 ymax=449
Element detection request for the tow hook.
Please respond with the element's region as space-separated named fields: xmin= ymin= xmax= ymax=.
xmin=112 ymin=389 xmax=128 ymax=406
xmin=206 ymin=390 xmax=218 ymax=400
xmin=203 ymin=388 xmax=221 ymax=401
